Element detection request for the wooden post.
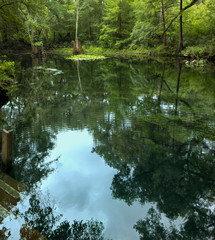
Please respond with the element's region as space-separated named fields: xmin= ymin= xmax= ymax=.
xmin=2 ymin=129 xmax=13 ymax=170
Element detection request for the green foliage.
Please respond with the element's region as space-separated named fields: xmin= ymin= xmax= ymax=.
xmin=99 ymin=0 xmax=134 ymax=49
xmin=183 ymin=0 xmax=215 ymax=48
xmin=182 ymin=42 xmax=215 ymax=58
xmin=66 ymin=54 xmax=107 ymax=61
xmin=51 ymin=47 xmax=74 ymax=56
xmin=130 ymin=0 xmax=161 ymax=49
xmin=0 ymin=57 xmax=15 ymax=82
xmin=33 ymin=41 xmax=43 ymax=47
xmin=0 ymin=0 xmax=214 ymax=56
xmin=0 ymin=60 xmax=14 ymax=75
xmin=0 ymin=57 xmax=17 ymax=95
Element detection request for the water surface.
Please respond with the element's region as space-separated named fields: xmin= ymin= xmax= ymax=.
xmin=0 ymin=55 xmax=215 ymax=239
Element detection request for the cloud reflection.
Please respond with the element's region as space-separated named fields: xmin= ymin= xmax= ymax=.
xmin=41 ymin=130 xmax=150 ymax=240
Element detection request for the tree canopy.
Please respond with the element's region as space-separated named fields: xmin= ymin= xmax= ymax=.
xmin=0 ymin=0 xmax=214 ymax=55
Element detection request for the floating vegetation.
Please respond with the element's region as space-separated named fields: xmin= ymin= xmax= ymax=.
xmin=66 ymin=54 xmax=107 ymax=61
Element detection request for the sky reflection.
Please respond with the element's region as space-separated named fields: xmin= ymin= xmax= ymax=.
xmin=41 ymin=130 xmax=150 ymax=240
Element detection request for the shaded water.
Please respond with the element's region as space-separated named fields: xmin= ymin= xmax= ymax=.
xmin=0 ymin=55 xmax=215 ymax=239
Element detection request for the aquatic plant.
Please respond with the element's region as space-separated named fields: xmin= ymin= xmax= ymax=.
xmin=66 ymin=54 xmax=107 ymax=61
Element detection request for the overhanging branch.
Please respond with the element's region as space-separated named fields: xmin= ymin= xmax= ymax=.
xmin=163 ymin=0 xmax=199 ymax=35
xmin=0 ymin=1 xmax=19 ymax=10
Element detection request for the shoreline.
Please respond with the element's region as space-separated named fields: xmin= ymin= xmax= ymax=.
xmin=1 ymin=47 xmax=214 ymax=63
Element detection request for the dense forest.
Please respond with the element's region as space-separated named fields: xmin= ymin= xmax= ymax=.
xmin=0 ymin=0 xmax=214 ymax=57
xmin=0 ymin=1 xmax=215 ymax=239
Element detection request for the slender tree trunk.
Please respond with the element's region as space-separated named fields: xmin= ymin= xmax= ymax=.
xmin=160 ymin=0 xmax=166 ymax=47
xmin=75 ymin=0 xmax=79 ymax=45
xmin=162 ymin=0 xmax=198 ymax=37
xmin=73 ymin=0 xmax=83 ymax=54
xmin=177 ymin=0 xmax=183 ymax=53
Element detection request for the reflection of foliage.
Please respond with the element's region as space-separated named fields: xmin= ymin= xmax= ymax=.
xmin=134 ymin=208 xmax=175 ymax=240
xmin=11 ymin=123 xmax=58 ymax=191
xmin=94 ymin=100 xmax=215 ymax=238
xmin=134 ymin=207 xmax=215 ymax=240
xmin=1 ymin=56 xmax=215 ymax=239
xmin=90 ymin=60 xmax=215 ymax=239
xmin=0 ymin=226 xmax=11 ymax=239
xmin=18 ymin=194 xmax=105 ymax=240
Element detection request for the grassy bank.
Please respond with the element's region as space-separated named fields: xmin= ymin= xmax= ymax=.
xmin=50 ymin=45 xmax=215 ymax=61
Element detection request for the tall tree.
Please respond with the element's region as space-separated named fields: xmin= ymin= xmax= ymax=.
xmin=177 ymin=0 xmax=183 ymax=53
xmin=160 ymin=0 xmax=166 ymax=47
xmin=73 ymin=0 xmax=83 ymax=54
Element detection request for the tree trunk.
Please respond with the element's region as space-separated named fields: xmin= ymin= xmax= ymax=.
xmin=73 ymin=0 xmax=83 ymax=54
xmin=177 ymin=0 xmax=183 ymax=53
xmin=162 ymin=0 xmax=198 ymax=37
xmin=160 ymin=0 xmax=166 ymax=47
xmin=75 ymin=0 xmax=79 ymax=43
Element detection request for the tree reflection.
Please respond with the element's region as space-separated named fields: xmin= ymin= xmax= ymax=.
xmin=17 ymin=193 xmax=105 ymax=240
xmin=0 ymin=56 xmax=215 ymax=239
xmin=92 ymin=60 xmax=215 ymax=239
xmin=134 ymin=206 xmax=215 ymax=240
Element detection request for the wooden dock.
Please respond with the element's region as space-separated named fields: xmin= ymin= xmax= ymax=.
xmin=0 ymin=171 xmax=24 ymax=221
xmin=0 ymin=172 xmax=47 ymax=240
xmin=1 ymin=129 xmax=47 ymax=239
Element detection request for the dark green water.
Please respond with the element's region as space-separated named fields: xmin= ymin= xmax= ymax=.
xmin=0 ymin=55 xmax=215 ymax=239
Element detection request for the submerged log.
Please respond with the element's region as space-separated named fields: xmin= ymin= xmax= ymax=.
xmin=73 ymin=40 xmax=83 ymax=55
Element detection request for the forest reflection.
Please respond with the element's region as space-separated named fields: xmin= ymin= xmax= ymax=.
xmin=0 ymin=55 xmax=214 ymax=239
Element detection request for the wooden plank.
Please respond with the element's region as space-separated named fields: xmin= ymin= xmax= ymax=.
xmin=0 ymin=174 xmax=47 ymax=239
xmin=0 ymin=188 xmax=18 ymax=210
xmin=0 ymin=172 xmax=25 ymax=192
xmin=0 ymin=179 xmax=20 ymax=200
xmin=0 ymin=204 xmax=10 ymax=219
